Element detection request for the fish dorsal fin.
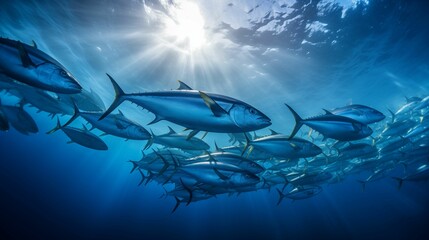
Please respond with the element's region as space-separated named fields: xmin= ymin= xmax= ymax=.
xmin=32 ymin=40 xmax=37 ymax=49
xmin=269 ymin=129 xmax=279 ymax=135
xmin=18 ymin=42 xmax=36 ymax=68
xmin=323 ymin=109 xmax=334 ymax=115
xmin=118 ymin=109 xmax=125 ymax=116
xmin=167 ymin=126 xmax=176 ymax=135
xmin=172 ymin=197 xmax=181 ymax=213
xmin=177 ymin=80 xmax=193 ymax=90
xmin=199 ymin=91 xmax=228 ymax=117
xmin=214 ymin=141 xmax=222 ymax=152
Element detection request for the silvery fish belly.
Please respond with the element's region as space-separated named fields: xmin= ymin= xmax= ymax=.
xmin=0 ymin=38 xmax=82 ymax=93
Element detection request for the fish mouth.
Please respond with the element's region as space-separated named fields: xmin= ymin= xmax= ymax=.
xmin=65 ymin=79 xmax=83 ymax=93
xmin=258 ymin=116 xmax=272 ymax=126
xmin=258 ymin=116 xmax=271 ymax=122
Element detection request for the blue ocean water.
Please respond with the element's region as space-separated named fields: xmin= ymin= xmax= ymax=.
xmin=1 ymin=0 xmax=429 ymax=239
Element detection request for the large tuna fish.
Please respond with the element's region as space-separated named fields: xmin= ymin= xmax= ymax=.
xmin=99 ymin=74 xmax=271 ymax=135
xmin=0 ymin=38 xmax=82 ymax=93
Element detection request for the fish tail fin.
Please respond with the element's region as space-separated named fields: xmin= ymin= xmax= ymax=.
xmin=62 ymin=99 xmax=81 ymax=129
xmin=137 ymin=169 xmax=146 ymax=186
xmin=357 ymin=180 xmax=366 ymax=192
xmin=153 ymin=150 xmax=170 ymax=175
xmin=99 ymin=73 xmax=127 ymax=120
xmin=179 ymin=178 xmax=193 ymax=206
xmin=46 ymin=117 xmax=62 ymax=134
xmin=128 ymin=160 xmax=139 ymax=173
xmin=392 ymin=177 xmax=403 ymax=189
xmin=172 ymin=196 xmax=181 ymax=213
xmin=276 ymin=188 xmax=286 ymax=206
xmin=241 ymin=132 xmax=251 ymax=156
xmin=143 ymin=129 xmax=155 ymax=150
xmin=284 ymin=104 xmax=304 ymax=139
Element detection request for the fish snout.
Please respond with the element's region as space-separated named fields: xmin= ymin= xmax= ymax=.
xmin=258 ymin=115 xmax=272 ymax=127
xmin=66 ymin=78 xmax=83 ymax=93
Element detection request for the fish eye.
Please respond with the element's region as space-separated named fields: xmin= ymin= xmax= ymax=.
xmin=249 ymin=108 xmax=256 ymax=114
xmin=60 ymin=70 xmax=68 ymax=77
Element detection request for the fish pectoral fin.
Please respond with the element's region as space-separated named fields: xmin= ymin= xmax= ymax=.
xmin=114 ymin=119 xmax=126 ymax=129
xmin=177 ymin=80 xmax=193 ymax=90
xmin=31 ymin=40 xmax=38 ymax=49
xmin=18 ymin=42 xmax=36 ymax=68
xmin=213 ymin=168 xmax=230 ymax=180
xmin=199 ymin=91 xmax=228 ymax=117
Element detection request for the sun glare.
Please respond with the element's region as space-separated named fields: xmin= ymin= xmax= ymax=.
xmin=164 ymin=1 xmax=206 ymax=52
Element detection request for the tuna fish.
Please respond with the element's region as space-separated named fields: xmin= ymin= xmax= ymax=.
xmin=51 ymin=102 xmax=151 ymax=140
xmin=243 ymin=133 xmax=322 ymax=159
xmin=144 ymin=127 xmax=210 ymax=151
xmin=50 ymin=118 xmax=108 ymax=150
xmin=0 ymin=38 xmax=82 ymax=93
xmin=392 ymin=164 xmax=429 ymax=189
xmin=183 ymin=152 xmax=264 ymax=174
xmin=285 ymin=104 xmax=373 ymax=141
xmin=276 ymin=185 xmax=322 ymax=204
xmin=330 ymin=104 xmax=385 ymax=124
xmin=99 ymin=74 xmax=271 ymax=134
xmin=0 ymin=102 xmax=38 ymax=135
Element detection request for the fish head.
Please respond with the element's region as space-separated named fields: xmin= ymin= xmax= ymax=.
xmin=135 ymin=126 xmax=151 ymax=139
xmin=230 ymin=104 xmax=271 ymax=131
xmin=36 ymin=62 xmax=82 ymax=93
xmin=366 ymin=108 xmax=385 ymax=123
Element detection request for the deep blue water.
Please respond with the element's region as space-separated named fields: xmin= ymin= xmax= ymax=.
xmin=1 ymin=0 xmax=429 ymax=239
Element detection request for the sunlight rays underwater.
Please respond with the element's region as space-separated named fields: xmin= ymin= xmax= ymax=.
xmin=1 ymin=0 xmax=429 ymax=239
